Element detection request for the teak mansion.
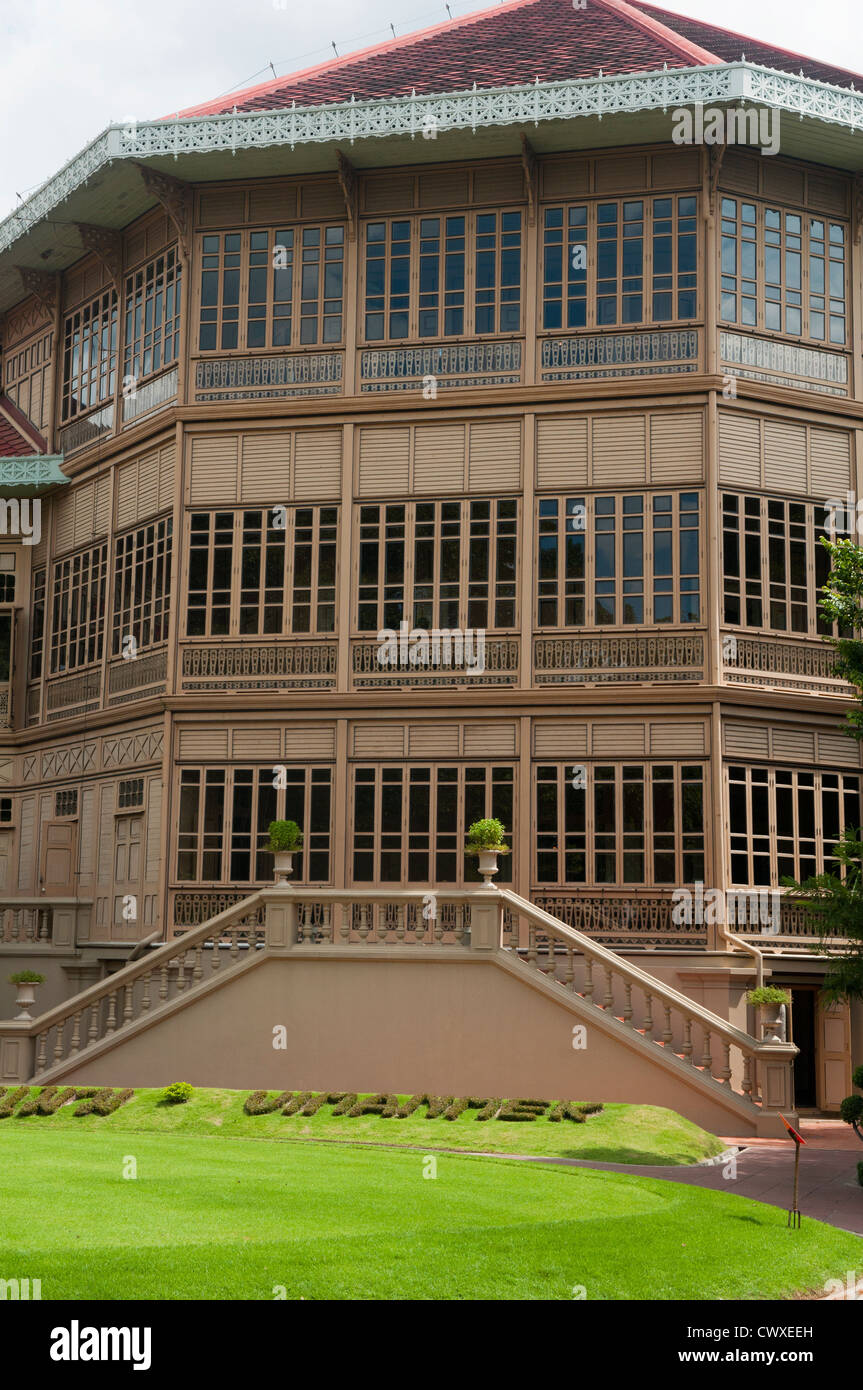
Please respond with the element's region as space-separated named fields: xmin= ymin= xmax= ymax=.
xmin=0 ymin=0 xmax=859 ymax=1135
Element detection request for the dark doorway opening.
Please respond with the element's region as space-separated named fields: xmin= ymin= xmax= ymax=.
xmin=791 ymin=988 xmax=817 ymax=1109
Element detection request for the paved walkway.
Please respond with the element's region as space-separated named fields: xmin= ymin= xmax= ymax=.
xmin=514 ymin=1121 xmax=863 ymax=1236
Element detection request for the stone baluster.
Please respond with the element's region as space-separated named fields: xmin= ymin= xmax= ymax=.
xmin=123 ymin=984 xmax=134 ymax=1026
xmin=396 ymin=904 xmax=406 ymax=941
xmin=603 ymin=966 xmax=614 ymax=1011
xmin=53 ymin=1021 xmax=65 ymax=1063
xmin=142 ymin=971 xmax=152 ymax=1012
xmin=69 ymin=1012 xmax=82 ymax=1056
xmin=358 ymin=903 xmax=370 ymax=942
xmin=583 ymin=958 xmax=594 ymax=1000
xmin=742 ymin=1055 xmax=753 ymax=1099
xmin=643 ymin=991 xmax=653 ymax=1041
xmin=159 ymin=962 xmax=169 ymax=1000
xmin=623 ymin=981 xmax=633 ymax=1024
xmin=88 ymin=1002 xmax=100 ymax=1044
xmin=36 ymin=1032 xmax=48 ymax=1071
xmin=192 ymin=943 xmax=203 ymax=983
xmin=106 ymin=991 xmax=117 ymax=1034
xmin=682 ymin=1017 xmax=693 ymax=1064
xmin=720 ymin=1041 xmax=732 ymax=1086
xmin=527 ymin=922 xmax=538 ymax=968
xmin=700 ymin=1030 xmax=713 ymax=1072
xmin=662 ymin=1005 xmax=673 ymax=1046
xmin=564 ymin=948 xmax=575 ymax=991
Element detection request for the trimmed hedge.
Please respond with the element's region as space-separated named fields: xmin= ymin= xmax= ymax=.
xmin=0 ymin=1086 xmax=29 ymax=1119
xmin=241 ymin=1092 xmax=606 ymax=1122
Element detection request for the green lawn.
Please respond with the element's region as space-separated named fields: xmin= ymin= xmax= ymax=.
xmin=0 ymin=1126 xmax=860 ymax=1300
xmin=0 ymin=1087 xmax=725 ymax=1164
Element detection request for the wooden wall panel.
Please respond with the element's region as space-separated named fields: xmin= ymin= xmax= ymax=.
xmin=413 ymin=425 xmax=465 ymax=494
xmin=533 ymin=722 xmax=589 ymax=758
xmin=232 ymin=728 xmax=281 ymax=761
xmin=353 ymin=724 xmax=407 ymax=759
xmin=649 ymin=413 xmax=703 ymax=483
xmin=294 ymin=430 xmax=342 ymax=499
xmin=724 ymin=723 xmax=771 ymax=759
xmin=177 ymin=730 xmax=231 ymax=760
xmin=145 ymin=776 xmax=162 ymax=884
xmin=54 ymin=473 xmax=111 ymax=555
xmin=358 ymin=427 xmax=410 ymax=496
xmin=468 ymin=420 xmax=521 ymax=491
xmin=189 ymin=435 xmax=239 ymax=505
xmin=408 ymin=724 xmax=461 ymax=757
xmin=463 ymin=723 xmax=517 ymax=757
xmin=719 ymin=412 xmax=852 ymax=495
xmin=536 ymin=418 xmax=589 ymax=489
xmin=284 ymin=726 xmax=336 ymax=759
xmin=592 ymin=416 xmax=647 ymax=486
xmin=116 ymin=443 xmax=174 ymax=528
xmin=649 ymin=723 xmax=706 ymax=756
xmin=817 ymin=732 xmax=861 ymax=767
xmin=240 ymin=433 xmax=291 ymax=503
xmin=592 ymin=724 xmax=646 ymax=756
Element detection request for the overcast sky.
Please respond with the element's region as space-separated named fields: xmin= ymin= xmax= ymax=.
xmin=0 ymin=0 xmax=858 ymax=220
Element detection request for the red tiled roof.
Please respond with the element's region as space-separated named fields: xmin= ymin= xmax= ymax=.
xmin=177 ymin=0 xmax=718 ymax=117
xmin=177 ymin=0 xmax=861 ymax=118
xmin=629 ymin=1 xmax=863 ymax=89
xmin=0 ymin=397 xmax=41 ymax=457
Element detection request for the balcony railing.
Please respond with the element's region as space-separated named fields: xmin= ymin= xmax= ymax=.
xmin=534 ymin=631 xmax=704 ymax=684
xmin=722 ymin=632 xmax=850 ymax=695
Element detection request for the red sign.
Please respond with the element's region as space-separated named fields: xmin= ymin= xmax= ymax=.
xmin=779 ymin=1113 xmax=806 ymax=1145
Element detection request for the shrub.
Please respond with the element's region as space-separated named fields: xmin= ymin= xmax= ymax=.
xmin=853 ymin=1064 xmax=863 ymax=1090
xmin=18 ymin=1086 xmax=78 ymax=1116
xmin=840 ymin=1094 xmax=863 ymax=1126
xmin=347 ymin=1093 xmax=399 ymax=1118
xmin=548 ymin=1101 xmax=604 ymax=1123
xmin=0 ymin=1086 xmax=29 ymax=1118
xmin=244 ymin=1090 xmax=291 ymax=1115
xmin=858 ymin=1161 xmax=863 ymax=1188
xmin=299 ymin=1092 xmax=347 ymax=1116
xmin=161 ymin=1081 xmax=194 ymax=1105
xmin=73 ymin=1087 xmax=133 ymax=1116
xmin=746 ymin=986 xmax=791 ymax=1006
xmin=464 ymin=818 xmax=511 ymax=855
xmin=474 ymin=1098 xmax=501 ymax=1121
xmin=331 ymin=1093 xmax=358 ymax=1115
xmin=267 ymin=820 xmax=303 ymax=853
xmin=8 ymin=970 xmax=45 ymax=985
xmin=498 ymin=1099 xmax=549 ymax=1122
xmin=282 ymin=1091 xmax=314 ymax=1116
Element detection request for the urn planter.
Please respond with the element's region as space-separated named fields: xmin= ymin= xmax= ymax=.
xmin=13 ymin=980 xmax=41 ymax=1021
xmin=273 ymin=851 xmax=295 ymax=883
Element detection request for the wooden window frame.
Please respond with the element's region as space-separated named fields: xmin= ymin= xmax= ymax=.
xmin=355 ymin=497 xmax=519 ymax=634
xmin=60 ymin=289 xmax=118 ymax=422
xmin=536 ymin=490 xmax=702 ymax=631
xmin=727 ymin=763 xmax=861 ymax=887
xmin=540 ymin=194 xmax=699 ymax=334
xmin=176 ymin=764 xmax=333 ymax=885
xmin=123 ymin=246 xmax=182 ymax=387
xmin=534 ymin=760 xmax=706 ymax=889
xmin=719 ymin=196 xmax=848 ymax=348
xmin=185 ymin=505 xmax=339 ymax=639
xmin=112 ymin=516 xmax=173 ymax=658
xmin=48 ymin=542 xmax=108 ymax=675
xmin=350 ymin=762 xmax=515 ymax=887
xmin=361 ymin=209 xmax=524 ymax=345
xmin=197 ymin=223 xmax=346 ymax=353
xmin=721 ymin=492 xmax=834 ymax=638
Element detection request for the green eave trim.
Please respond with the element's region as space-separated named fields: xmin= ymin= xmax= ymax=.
xmin=0 ymin=455 xmax=67 ymax=498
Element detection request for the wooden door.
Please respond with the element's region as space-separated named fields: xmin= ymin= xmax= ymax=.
xmin=816 ymin=997 xmax=852 ymax=1112
xmin=113 ymin=814 xmax=144 ymax=939
xmin=39 ymin=820 xmax=78 ymax=896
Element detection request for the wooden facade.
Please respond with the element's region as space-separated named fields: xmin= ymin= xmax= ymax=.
xmin=0 ymin=130 xmax=861 ymax=1106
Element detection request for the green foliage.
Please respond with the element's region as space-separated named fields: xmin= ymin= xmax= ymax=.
xmin=783 ymin=828 xmax=863 ymax=1002
xmin=161 ymin=1082 xmax=194 ymax=1105
xmin=839 ymin=1094 xmax=863 ymax=1125
xmin=266 ymin=819 xmax=303 ymax=852
xmin=746 ymin=986 xmax=791 ymax=1006
xmin=8 ymin=970 xmax=45 ymax=984
xmin=464 ymin=817 xmax=511 ymax=855
xmin=852 ymin=1064 xmax=863 ymax=1090
xmin=858 ymin=1161 xmax=863 ymax=1188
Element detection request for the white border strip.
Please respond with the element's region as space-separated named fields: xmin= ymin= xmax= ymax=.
xmin=2 ymin=61 xmax=861 ymax=257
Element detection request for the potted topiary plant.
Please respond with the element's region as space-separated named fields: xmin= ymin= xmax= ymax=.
xmin=267 ymin=820 xmax=303 ymax=882
xmin=464 ymin=818 xmax=511 ymax=884
xmin=746 ymin=985 xmax=791 ymax=1043
xmin=8 ymin=970 xmax=45 ymax=1021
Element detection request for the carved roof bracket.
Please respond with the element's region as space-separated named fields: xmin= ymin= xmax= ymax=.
xmin=14 ymin=267 xmax=60 ymax=318
xmin=520 ymin=133 xmax=538 ymax=226
xmin=133 ymin=163 xmax=193 ymax=258
xmin=335 ymin=150 xmax=358 ymax=241
xmin=75 ymin=223 xmax=124 ymax=292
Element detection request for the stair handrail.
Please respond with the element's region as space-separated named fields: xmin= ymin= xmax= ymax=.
xmin=0 ymin=890 xmax=266 ymax=1037
xmin=497 ymin=888 xmax=788 ymax=1059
